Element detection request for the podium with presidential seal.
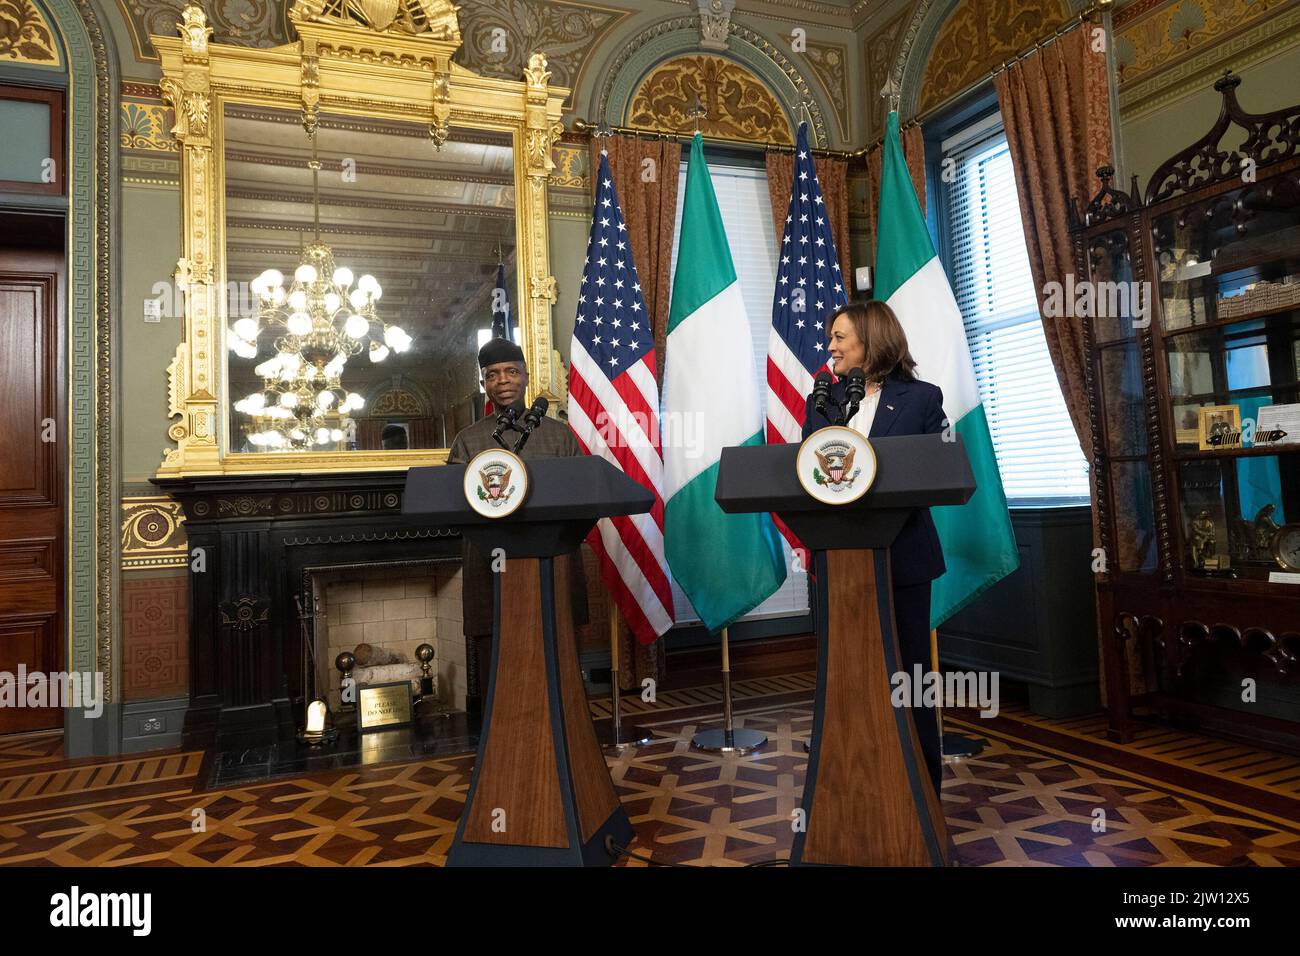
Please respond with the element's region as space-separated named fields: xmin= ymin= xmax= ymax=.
xmin=403 ymin=452 xmax=650 ymax=866
xmin=715 ymin=427 xmax=976 ymax=866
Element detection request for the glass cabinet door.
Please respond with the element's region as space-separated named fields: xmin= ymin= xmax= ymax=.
xmin=1086 ymin=224 xmax=1159 ymax=573
xmin=1153 ymin=177 xmax=1300 ymax=580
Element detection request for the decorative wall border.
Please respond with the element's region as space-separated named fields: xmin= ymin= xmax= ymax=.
xmin=121 ymin=496 xmax=187 ymax=569
xmin=121 ymin=96 xmax=175 ymax=152
xmin=21 ymin=0 xmax=117 ymax=706
xmin=1117 ymin=2 xmax=1300 ymax=119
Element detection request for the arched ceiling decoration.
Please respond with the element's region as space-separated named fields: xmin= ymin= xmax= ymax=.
xmin=895 ymin=0 xmax=1083 ymax=120
xmin=917 ymin=0 xmax=1070 ymax=115
xmin=596 ymin=16 xmax=829 ymax=148
xmin=366 ymin=376 xmax=434 ymax=418
xmin=626 ymin=53 xmax=793 ymax=145
xmin=0 ymin=0 xmax=62 ymax=65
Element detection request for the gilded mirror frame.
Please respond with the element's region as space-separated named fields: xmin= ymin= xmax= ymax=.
xmin=152 ymin=1 xmax=568 ymax=477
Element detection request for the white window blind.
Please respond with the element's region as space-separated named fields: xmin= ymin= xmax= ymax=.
xmin=665 ymin=160 xmax=809 ymax=625
xmin=945 ymin=129 xmax=1090 ymax=505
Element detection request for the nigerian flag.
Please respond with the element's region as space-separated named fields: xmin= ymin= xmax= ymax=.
xmin=875 ymin=111 xmax=1019 ymax=627
xmin=663 ymin=133 xmax=787 ymax=633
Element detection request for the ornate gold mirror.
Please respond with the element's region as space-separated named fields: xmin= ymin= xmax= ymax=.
xmin=153 ymin=1 xmax=568 ymax=477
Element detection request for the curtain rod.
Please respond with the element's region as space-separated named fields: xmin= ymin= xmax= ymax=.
xmin=570 ymin=0 xmax=1109 ymax=160
xmin=859 ymin=0 xmax=1110 ymax=154
xmin=569 ymin=117 xmax=863 ymax=160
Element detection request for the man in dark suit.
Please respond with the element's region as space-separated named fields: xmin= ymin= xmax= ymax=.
xmin=801 ymin=300 xmax=948 ymax=793
xmin=448 ymin=338 xmax=587 ymax=716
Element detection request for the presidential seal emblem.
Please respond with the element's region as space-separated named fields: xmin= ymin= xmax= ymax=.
xmin=463 ymin=448 xmax=528 ymax=518
xmin=796 ymin=425 xmax=876 ymax=505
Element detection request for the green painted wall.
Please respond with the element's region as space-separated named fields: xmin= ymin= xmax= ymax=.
xmin=1121 ymin=46 xmax=1300 ymax=188
xmin=549 ymin=212 xmax=590 ymax=368
xmin=118 ymin=183 xmax=181 ymax=484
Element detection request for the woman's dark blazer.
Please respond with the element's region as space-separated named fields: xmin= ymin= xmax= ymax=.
xmin=801 ymin=373 xmax=947 ymax=587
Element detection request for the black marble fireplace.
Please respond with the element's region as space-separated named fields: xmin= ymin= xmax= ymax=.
xmin=153 ymin=471 xmax=463 ymax=741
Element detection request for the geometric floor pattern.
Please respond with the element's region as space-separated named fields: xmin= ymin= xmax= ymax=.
xmin=986 ymin=700 xmax=1300 ymax=800
xmin=2 ymin=695 xmax=1298 ymax=867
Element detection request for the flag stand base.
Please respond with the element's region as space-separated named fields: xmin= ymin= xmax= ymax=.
xmin=690 ymin=628 xmax=767 ymax=754
xmin=601 ymin=604 xmax=654 ymax=754
xmin=599 ymin=722 xmax=653 ymax=753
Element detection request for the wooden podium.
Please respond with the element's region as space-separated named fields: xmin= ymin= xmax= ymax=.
xmin=715 ymin=434 xmax=975 ymax=866
xmin=404 ymin=456 xmax=650 ymax=866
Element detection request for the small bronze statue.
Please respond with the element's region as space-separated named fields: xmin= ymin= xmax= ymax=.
xmin=1190 ymin=510 xmax=1216 ymax=569
xmin=1253 ymin=504 xmax=1280 ymax=554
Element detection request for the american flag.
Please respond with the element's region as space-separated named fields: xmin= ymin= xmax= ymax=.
xmin=481 ymin=261 xmax=514 ymax=418
xmin=490 ymin=259 xmax=513 ymax=342
xmin=766 ymin=122 xmax=849 ymax=550
xmin=566 ymin=151 xmax=674 ymax=643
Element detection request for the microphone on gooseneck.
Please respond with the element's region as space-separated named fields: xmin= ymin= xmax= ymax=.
xmin=844 ymin=368 xmax=866 ymax=424
xmin=813 ymin=370 xmax=834 ymax=421
xmin=491 ymin=405 xmax=520 ymax=449
xmin=513 ymin=397 xmax=550 ymax=452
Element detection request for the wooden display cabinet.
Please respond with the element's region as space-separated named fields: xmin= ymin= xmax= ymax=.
xmin=1072 ymin=73 xmax=1300 ymax=753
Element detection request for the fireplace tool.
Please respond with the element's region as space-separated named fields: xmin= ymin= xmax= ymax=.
xmin=295 ymin=592 xmax=338 ymax=745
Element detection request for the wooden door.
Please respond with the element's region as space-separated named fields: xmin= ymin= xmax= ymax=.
xmin=0 ymin=248 xmax=64 ymax=733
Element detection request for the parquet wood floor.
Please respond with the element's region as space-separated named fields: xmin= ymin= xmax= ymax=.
xmin=1 ymin=676 xmax=1296 ymax=867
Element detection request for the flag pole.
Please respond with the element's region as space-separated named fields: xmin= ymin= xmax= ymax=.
xmin=691 ymin=626 xmax=767 ymax=754
xmin=933 ymin=627 xmax=984 ymax=760
xmin=600 ymin=602 xmax=651 ymax=753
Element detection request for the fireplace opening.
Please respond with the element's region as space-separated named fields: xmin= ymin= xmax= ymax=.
xmin=300 ymin=559 xmax=465 ymax=713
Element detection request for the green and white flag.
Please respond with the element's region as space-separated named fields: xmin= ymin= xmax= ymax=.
xmin=875 ymin=111 xmax=1019 ymax=627
xmin=663 ymin=133 xmax=787 ymax=632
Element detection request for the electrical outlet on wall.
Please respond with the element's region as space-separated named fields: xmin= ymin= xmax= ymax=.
xmin=141 ymin=716 xmax=164 ymax=735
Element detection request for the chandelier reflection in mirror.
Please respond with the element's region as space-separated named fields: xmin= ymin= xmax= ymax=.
xmin=228 ymin=120 xmax=412 ymax=451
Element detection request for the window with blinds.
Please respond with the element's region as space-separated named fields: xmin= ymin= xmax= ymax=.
xmin=943 ymin=124 xmax=1090 ymax=505
xmin=665 ymin=160 xmax=810 ymax=625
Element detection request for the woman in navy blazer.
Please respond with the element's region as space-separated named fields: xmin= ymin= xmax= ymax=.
xmin=802 ymin=300 xmax=948 ymax=793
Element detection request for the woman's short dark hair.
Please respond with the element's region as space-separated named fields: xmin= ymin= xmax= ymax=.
xmin=827 ymin=300 xmax=917 ymax=383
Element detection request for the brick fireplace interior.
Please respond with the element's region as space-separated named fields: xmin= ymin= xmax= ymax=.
xmin=309 ymin=561 xmax=465 ymax=711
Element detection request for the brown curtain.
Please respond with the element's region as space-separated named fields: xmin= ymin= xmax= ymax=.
xmin=581 ymin=133 xmax=678 ymax=690
xmin=356 ymin=418 xmax=383 ymax=450
xmin=764 ymin=150 xmax=853 ymax=281
xmin=598 ymin=135 xmax=683 ymax=389
xmin=864 ymin=123 xmax=927 ymax=256
xmin=995 ymin=27 xmax=1122 ymax=699
xmin=407 ymin=417 xmax=438 ymax=449
xmin=994 ymin=26 xmax=1112 ymax=458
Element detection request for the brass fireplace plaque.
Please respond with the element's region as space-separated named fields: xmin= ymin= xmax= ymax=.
xmin=357 ymin=681 xmax=413 ymax=732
